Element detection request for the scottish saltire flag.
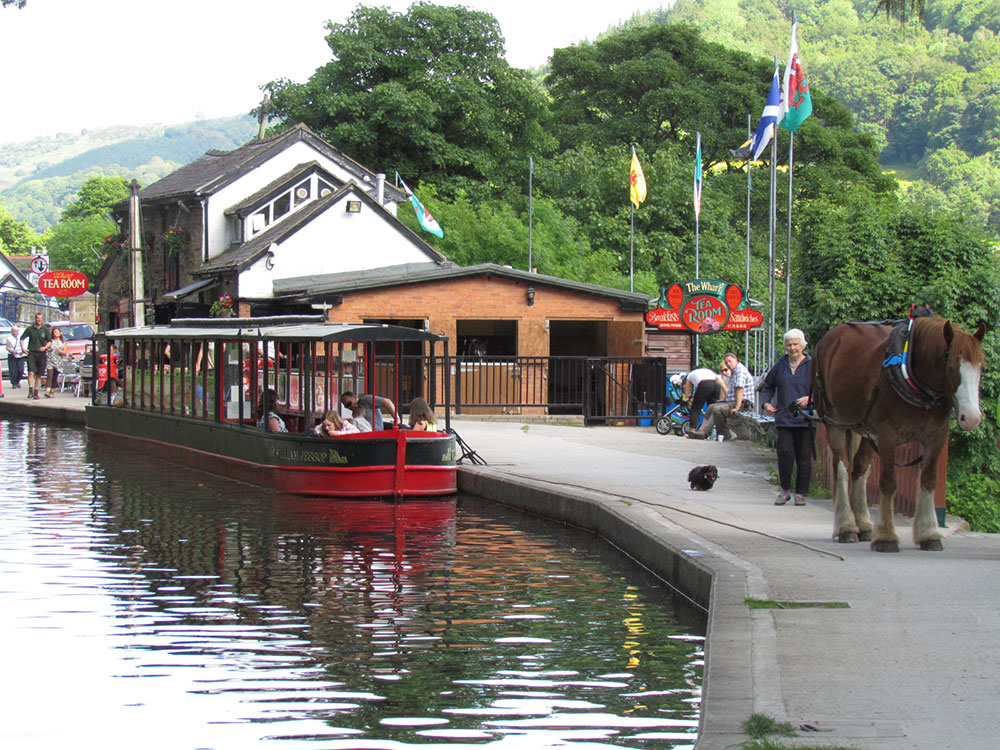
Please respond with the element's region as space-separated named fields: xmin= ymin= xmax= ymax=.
xmin=629 ymin=148 xmax=647 ymax=209
xmin=780 ymin=22 xmax=813 ymax=133
xmin=398 ymin=176 xmax=443 ymax=238
xmin=693 ymin=132 xmax=703 ymax=219
xmin=751 ymin=63 xmax=781 ymax=162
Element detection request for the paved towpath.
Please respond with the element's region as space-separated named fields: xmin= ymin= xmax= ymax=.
xmin=2 ymin=391 xmax=998 ymax=749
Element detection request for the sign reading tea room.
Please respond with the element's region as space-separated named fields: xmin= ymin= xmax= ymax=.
xmin=646 ymin=279 xmax=763 ymax=334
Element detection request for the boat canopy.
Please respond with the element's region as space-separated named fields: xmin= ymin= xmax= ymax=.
xmin=103 ymin=316 xmax=448 ymax=344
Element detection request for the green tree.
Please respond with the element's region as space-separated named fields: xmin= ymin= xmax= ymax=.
xmin=264 ymin=2 xmax=553 ymax=194
xmin=61 ymin=176 xmax=130 ymax=221
xmin=42 ymin=214 xmax=116 ymax=281
xmin=0 ymin=203 xmax=38 ymax=254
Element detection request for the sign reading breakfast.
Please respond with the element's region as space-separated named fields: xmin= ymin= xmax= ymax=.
xmin=38 ymin=270 xmax=89 ymax=297
xmin=646 ymin=279 xmax=763 ymax=334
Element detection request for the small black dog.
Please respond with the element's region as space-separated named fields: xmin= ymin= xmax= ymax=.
xmin=688 ymin=464 xmax=718 ymax=491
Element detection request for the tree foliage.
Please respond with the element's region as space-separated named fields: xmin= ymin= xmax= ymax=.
xmin=264 ymin=2 xmax=553 ymax=194
xmin=61 ymin=176 xmax=130 ymax=221
xmin=43 ymin=214 xmax=116 ymax=281
xmin=0 ymin=203 xmax=38 ymax=255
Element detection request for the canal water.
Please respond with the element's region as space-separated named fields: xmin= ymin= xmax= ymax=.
xmin=1 ymin=420 xmax=705 ymax=749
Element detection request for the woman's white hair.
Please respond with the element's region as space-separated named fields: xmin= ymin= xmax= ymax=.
xmin=783 ymin=328 xmax=807 ymax=346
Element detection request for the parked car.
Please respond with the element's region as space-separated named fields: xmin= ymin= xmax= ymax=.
xmin=46 ymin=320 xmax=96 ymax=360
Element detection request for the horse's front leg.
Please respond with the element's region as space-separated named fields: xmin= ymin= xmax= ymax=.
xmin=850 ymin=438 xmax=875 ymax=541
xmin=828 ymin=427 xmax=860 ymax=542
xmin=913 ymin=439 xmax=946 ymax=551
xmin=871 ymin=435 xmax=900 ymax=553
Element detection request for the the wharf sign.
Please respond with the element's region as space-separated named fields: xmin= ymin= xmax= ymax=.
xmin=646 ymin=279 xmax=763 ymax=334
xmin=38 ymin=270 xmax=89 ymax=297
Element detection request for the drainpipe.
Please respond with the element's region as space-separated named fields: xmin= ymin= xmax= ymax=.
xmin=376 ymin=173 xmax=385 ymax=206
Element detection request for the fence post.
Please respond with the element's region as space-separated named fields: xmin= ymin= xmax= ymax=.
xmin=454 ymin=355 xmax=462 ymax=415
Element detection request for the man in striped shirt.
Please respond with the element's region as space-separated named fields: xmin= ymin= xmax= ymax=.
xmin=688 ymin=352 xmax=755 ymax=440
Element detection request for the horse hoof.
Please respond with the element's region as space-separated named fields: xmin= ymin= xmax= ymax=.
xmin=871 ymin=539 xmax=900 ymax=553
xmin=837 ymin=532 xmax=859 ymax=543
xmin=919 ymin=539 xmax=944 ymax=551
xmin=857 ymin=530 xmax=873 ymax=542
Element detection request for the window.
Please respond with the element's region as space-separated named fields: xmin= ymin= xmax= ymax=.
xmin=273 ymin=193 xmax=291 ymax=220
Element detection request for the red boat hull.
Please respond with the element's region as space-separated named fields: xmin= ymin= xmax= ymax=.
xmin=86 ymin=405 xmax=457 ymax=498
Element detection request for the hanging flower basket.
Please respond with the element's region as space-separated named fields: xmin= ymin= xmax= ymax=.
xmin=164 ymin=226 xmax=189 ymax=257
xmin=210 ymin=295 xmax=234 ymax=318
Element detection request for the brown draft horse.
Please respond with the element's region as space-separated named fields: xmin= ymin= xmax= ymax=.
xmin=813 ymin=317 xmax=986 ymax=552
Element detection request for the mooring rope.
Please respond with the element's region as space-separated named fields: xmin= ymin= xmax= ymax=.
xmin=485 ymin=468 xmax=846 ymax=561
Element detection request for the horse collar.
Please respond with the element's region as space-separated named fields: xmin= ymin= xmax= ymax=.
xmin=881 ymin=319 xmax=952 ymax=410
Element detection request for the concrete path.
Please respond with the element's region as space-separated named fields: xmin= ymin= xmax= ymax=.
xmin=2 ymin=392 xmax=998 ymax=749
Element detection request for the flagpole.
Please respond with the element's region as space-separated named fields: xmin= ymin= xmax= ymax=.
xmin=769 ymin=127 xmax=777 ymax=365
xmin=694 ymin=132 xmax=701 ymax=278
xmin=629 ymin=204 xmax=635 ymax=293
xmin=785 ymin=133 xmax=794 ymax=331
xmin=745 ymin=114 xmax=752 ymax=370
xmin=528 ymin=156 xmax=534 ymax=272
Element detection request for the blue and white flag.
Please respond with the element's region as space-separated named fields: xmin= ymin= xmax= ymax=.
xmin=751 ymin=63 xmax=781 ymax=162
xmin=398 ymin=176 xmax=443 ymax=238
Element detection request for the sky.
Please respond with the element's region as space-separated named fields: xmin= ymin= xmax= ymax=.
xmin=0 ymin=0 xmax=667 ymax=145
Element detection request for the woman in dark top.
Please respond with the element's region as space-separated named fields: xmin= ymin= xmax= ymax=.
xmin=761 ymin=328 xmax=814 ymax=506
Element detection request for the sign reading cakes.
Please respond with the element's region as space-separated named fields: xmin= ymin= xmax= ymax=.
xmin=38 ymin=270 xmax=89 ymax=297
xmin=646 ymin=280 xmax=763 ymax=334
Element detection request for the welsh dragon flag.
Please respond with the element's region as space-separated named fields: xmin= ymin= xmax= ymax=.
xmin=398 ymin=176 xmax=443 ymax=238
xmin=780 ymin=21 xmax=813 ymax=133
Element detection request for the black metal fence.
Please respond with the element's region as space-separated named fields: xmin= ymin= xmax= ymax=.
xmin=391 ymin=355 xmax=670 ymax=424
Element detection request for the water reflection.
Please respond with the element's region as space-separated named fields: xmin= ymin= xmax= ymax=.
xmin=1 ymin=420 xmax=703 ymax=748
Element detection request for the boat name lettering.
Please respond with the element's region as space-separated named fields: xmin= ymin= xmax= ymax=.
xmin=267 ymin=445 xmax=349 ymax=464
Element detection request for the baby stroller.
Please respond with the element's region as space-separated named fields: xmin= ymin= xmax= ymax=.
xmin=656 ymin=374 xmax=693 ymax=435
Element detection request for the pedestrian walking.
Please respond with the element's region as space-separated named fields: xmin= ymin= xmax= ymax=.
xmin=20 ymin=313 xmax=52 ymax=400
xmin=6 ymin=324 xmax=26 ymax=389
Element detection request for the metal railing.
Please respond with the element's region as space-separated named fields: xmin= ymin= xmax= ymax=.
xmin=394 ymin=355 xmax=669 ymax=423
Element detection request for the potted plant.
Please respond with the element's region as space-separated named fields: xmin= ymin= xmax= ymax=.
xmin=210 ymin=295 xmax=234 ymax=318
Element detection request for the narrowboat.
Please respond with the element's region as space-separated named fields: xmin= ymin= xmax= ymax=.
xmin=85 ymin=316 xmax=457 ymax=498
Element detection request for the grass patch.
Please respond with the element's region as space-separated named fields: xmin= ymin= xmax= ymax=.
xmin=764 ymin=460 xmax=831 ymax=500
xmin=741 ymin=712 xmax=858 ymax=750
xmin=744 ymin=713 xmax=797 ymax=739
xmin=746 ymin=598 xmax=849 ymax=610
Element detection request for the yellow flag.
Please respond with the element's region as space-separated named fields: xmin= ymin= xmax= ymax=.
xmin=630 ymin=150 xmax=647 ymax=209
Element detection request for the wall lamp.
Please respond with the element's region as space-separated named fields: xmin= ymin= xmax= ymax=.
xmin=526 ymin=286 xmax=535 ymax=306
xmin=345 ymin=200 xmax=362 ymax=213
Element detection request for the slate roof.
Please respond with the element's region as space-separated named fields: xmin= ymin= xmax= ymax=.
xmin=272 ymin=262 xmax=652 ymax=311
xmin=131 ymin=123 xmax=407 ymax=204
xmin=2 ymin=255 xmax=36 ymax=290
xmin=192 ymin=181 xmax=446 ymax=277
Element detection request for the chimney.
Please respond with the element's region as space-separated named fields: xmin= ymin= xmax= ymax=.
xmin=376 ymin=173 xmax=385 ymax=205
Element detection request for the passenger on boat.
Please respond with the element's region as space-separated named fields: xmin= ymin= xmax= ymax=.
xmin=256 ymin=389 xmax=288 ymax=433
xmin=314 ymin=410 xmax=359 ymax=437
xmin=407 ymin=397 xmax=438 ymax=431
xmin=340 ymin=391 xmax=397 ymax=430
xmin=350 ymin=404 xmax=372 ymax=432
xmin=105 ymin=377 xmax=123 ymax=407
